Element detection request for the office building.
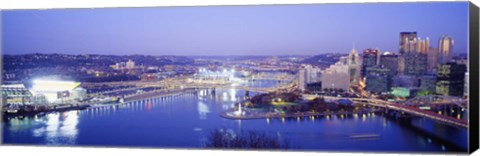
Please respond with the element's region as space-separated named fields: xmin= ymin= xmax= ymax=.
xmin=419 ymin=75 xmax=437 ymax=93
xmin=298 ymin=68 xmax=306 ymax=91
xmin=403 ymin=37 xmax=429 ymax=76
xmin=427 ymin=47 xmax=439 ymax=71
xmin=365 ymin=66 xmax=392 ymax=93
xmin=399 ymin=32 xmax=417 ymax=54
xmin=438 ymin=35 xmax=454 ymax=64
xmin=379 ymin=52 xmax=399 ymax=77
xmin=436 ymin=62 xmax=466 ymax=97
xmin=305 ymin=65 xmax=322 ymax=84
xmin=464 ymin=72 xmax=468 ymax=97
xmin=321 ymin=60 xmax=350 ymax=91
xmin=361 ymin=48 xmax=380 ymax=77
xmin=347 ymin=46 xmax=361 ymax=84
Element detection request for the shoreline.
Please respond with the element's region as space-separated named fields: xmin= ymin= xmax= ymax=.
xmin=2 ymin=88 xmax=197 ymax=118
xmin=220 ymin=109 xmax=383 ymax=120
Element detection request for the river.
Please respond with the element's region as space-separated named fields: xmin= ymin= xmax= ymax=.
xmin=1 ymin=80 xmax=468 ymax=153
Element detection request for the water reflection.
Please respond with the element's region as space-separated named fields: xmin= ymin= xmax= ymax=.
xmin=198 ymin=101 xmax=210 ymax=120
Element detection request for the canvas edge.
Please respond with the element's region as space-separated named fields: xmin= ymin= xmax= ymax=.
xmin=468 ymin=1 xmax=480 ymax=154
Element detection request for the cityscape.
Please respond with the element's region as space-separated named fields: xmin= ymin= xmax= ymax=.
xmin=1 ymin=2 xmax=470 ymax=153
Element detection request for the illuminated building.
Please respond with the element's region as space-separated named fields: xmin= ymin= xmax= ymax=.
xmin=404 ymin=37 xmax=429 ymax=76
xmin=126 ymin=60 xmax=135 ymax=69
xmin=404 ymin=52 xmax=427 ymax=76
xmin=298 ymin=64 xmax=322 ymax=91
xmin=347 ymin=46 xmax=361 ymax=84
xmin=436 ymin=62 xmax=466 ymax=97
xmin=306 ymin=65 xmax=322 ymax=84
xmin=438 ymin=35 xmax=454 ymax=64
xmin=361 ymin=48 xmax=380 ymax=77
xmin=298 ymin=68 xmax=306 ymax=91
xmin=321 ymin=58 xmax=350 ymax=90
xmin=399 ymin=32 xmax=417 ymax=54
xmin=416 ymin=37 xmax=430 ymax=54
xmin=391 ymin=87 xmax=419 ymax=98
xmin=1 ymin=84 xmax=33 ymax=105
xmin=464 ymin=72 xmax=468 ymax=97
xmin=365 ymin=66 xmax=392 ymax=93
xmin=419 ymin=74 xmax=437 ymax=93
xmin=427 ymin=47 xmax=439 ymax=71
xmin=379 ymin=52 xmax=398 ymax=76
xmin=29 ymin=80 xmax=82 ymax=104
xmin=193 ymin=68 xmax=238 ymax=84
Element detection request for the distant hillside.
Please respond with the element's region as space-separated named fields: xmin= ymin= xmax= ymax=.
xmin=301 ymin=53 xmax=346 ymax=69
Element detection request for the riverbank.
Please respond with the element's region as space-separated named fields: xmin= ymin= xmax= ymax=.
xmin=2 ymin=88 xmax=197 ymax=118
xmin=220 ymin=109 xmax=382 ymax=120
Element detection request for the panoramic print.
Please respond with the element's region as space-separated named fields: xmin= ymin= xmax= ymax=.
xmin=1 ymin=2 xmax=470 ymax=153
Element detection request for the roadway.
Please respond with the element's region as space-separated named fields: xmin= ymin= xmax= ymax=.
xmin=303 ymin=94 xmax=468 ymax=128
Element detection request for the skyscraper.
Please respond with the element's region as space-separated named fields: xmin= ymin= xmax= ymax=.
xmin=438 ymin=35 xmax=454 ymax=64
xmin=399 ymin=32 xmax=417 ymax=54
xmin=427 ymin=47 xmax=439 ymax=71
xmin=347 ymin=46 xmax=361 ymax=84
xmin=365 ymin=66 xmax=392 ymax=93
xmin=298 ymin=68 xmax=306 ymax=91
xmin=361 ymin=48 xmax=379 ymax=77
xmin=404 ymin=37 xmax=428 ymax=76
xmin=416 ymin=37 xmax=430 ymax=54
xmin=436 ymin=62 xmax=466 ymax=97
xmin=321 ymin=58 xmax=350 ymax=91
xmin=379 ymin=52 xmax=398 ymax=76
xmin=304 ymin=65 xmax=322 ymax=84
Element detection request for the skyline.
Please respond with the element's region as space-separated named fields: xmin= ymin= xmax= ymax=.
xmin=2 ymin=2 xmax=469 ymax=56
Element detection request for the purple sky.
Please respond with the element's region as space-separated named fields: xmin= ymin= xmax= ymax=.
xmin=1 ymin=2 xmax=469 ymax=56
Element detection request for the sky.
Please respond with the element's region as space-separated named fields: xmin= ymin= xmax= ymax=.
xmin=1 ymin=2 xmax=470 ymax=56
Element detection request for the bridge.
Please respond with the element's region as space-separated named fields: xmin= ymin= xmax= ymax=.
xmin=180 ymin=82 xmax=296 ymax=94
xmin=401 ymin=95 xmax=468 ymax=109
xmin=246 ymin=73 xmax=296 ymax=81
xmin=303 ymin=94 xmax=468 ymax=128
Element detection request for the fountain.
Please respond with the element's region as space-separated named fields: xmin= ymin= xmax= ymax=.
xmin=234 ymin=103 xmax=243 ymax=116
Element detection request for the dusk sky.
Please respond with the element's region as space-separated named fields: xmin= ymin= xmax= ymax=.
xmin=1 ymin=2 xmax=469 ymax=56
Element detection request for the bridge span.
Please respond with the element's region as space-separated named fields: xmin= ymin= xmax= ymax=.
xmin=304 ymin=94 xmax=468 ymax=128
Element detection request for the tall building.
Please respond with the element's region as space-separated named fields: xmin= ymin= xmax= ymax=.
xmin=304 ymin=65 xmax=322 ymax=84
xmin=361 ymin=48 xmax=380 ymax=77
xmin=365 ymin=66 xmax=392 ymax=93
xmin=464 ymin=72 xmax=469 ymax=97
xmin=347 ymin=46 xmax=361 ymax=84
xmin=399 ymin=32 xmax=417 ymax=54
xmin=416 ymin=37 xmax=430 ymax=54
xmin=321 ymin=59 xmax=350 ymax=90
xmin=436 ymin=62 xmax=466 ymax=97
xmin=379 ymin=52 xmax=398 ymax=77
xmin=298 ymin=68 xmax=306 ymax=91
xmin=427 ymin=47 xmax=439 ymax=71
xmin=398 ymin=55 xmax=405 ymax=74
xmin=438 ymin=35 xmax=454 ymax=64
xmin=404 ymin=37 xmax=429 ymax=76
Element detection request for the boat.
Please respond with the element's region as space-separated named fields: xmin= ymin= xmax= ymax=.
xmin=349 ymin=134 xmax=380 ymax=139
